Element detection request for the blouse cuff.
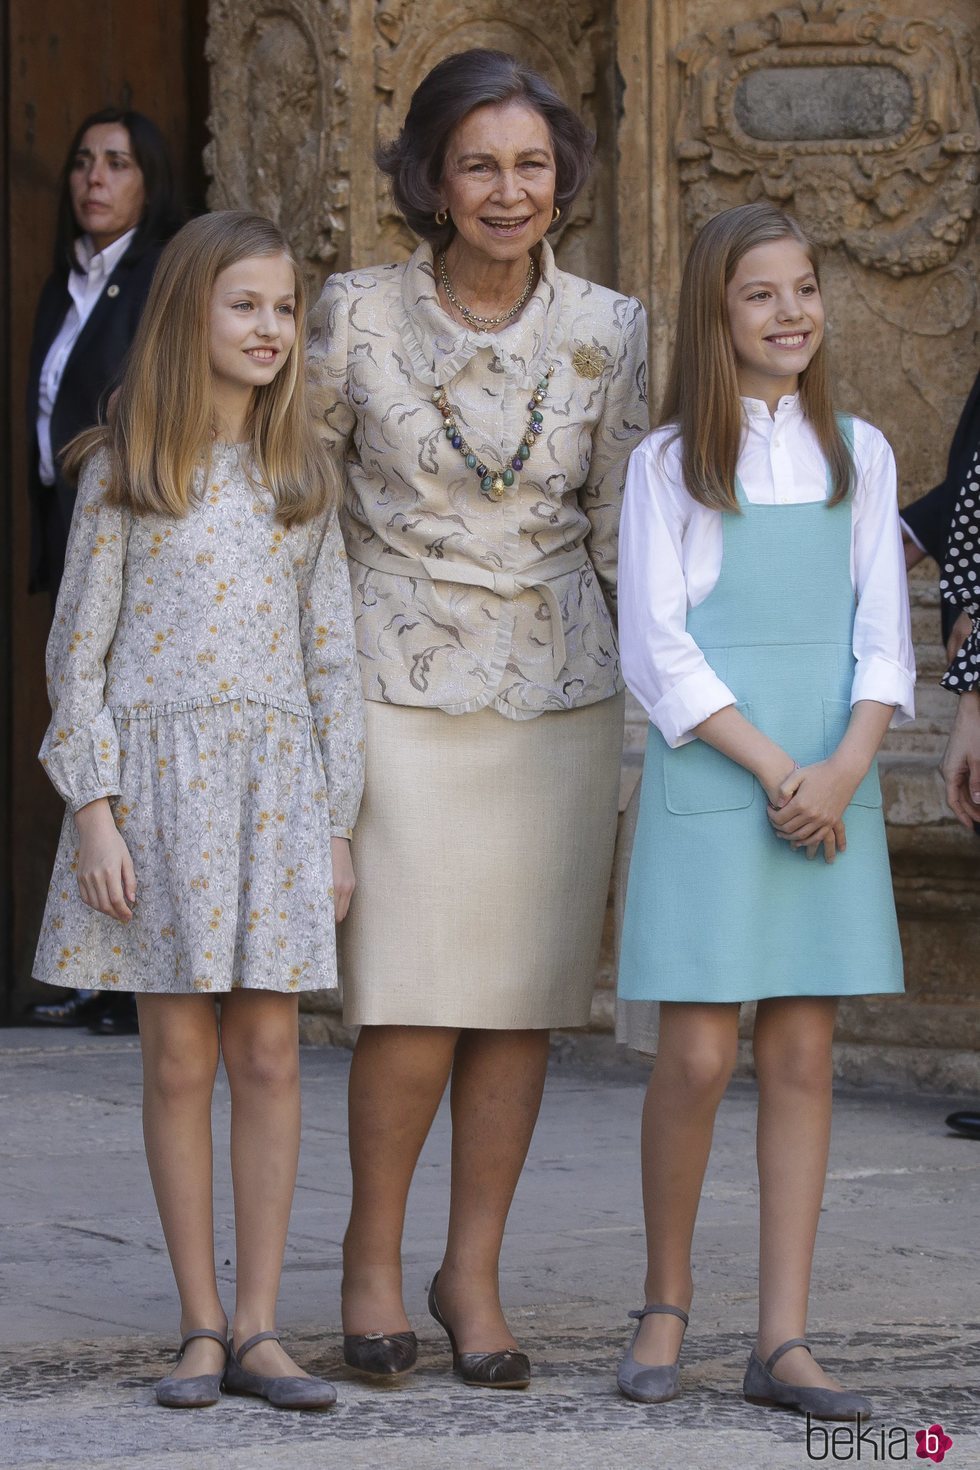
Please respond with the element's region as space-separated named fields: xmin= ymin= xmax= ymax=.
xmin=650 ymin=669 xmax=737 ymax=749
xmin=851 ymin=656 xmax=915 ymax=725
xmin=40 ymin=706 xmax=121 ymax=813
xmin=330 ymin=824 xmax=353 ymax=840
xmin=941 ymin=619 xmax=980 ymax=693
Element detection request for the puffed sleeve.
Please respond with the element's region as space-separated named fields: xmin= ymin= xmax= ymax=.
xmin=579 ymin=296 xmax=648 ymax=616
xmin=306 ymin=273 xmax=357 ymax=456
xmin=619 ymin=435 xmax=737 ymax=747
xmin=297 ymin=504 xmax=365 ymax=837
xmin=850 ymin=427 xmax=916 ymax=723
xmin=39 ymin=449 xmax=127 ymax=812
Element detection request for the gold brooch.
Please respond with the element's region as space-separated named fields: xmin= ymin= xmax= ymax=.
xmin=572 ymin=342 xmax=608 ymax=380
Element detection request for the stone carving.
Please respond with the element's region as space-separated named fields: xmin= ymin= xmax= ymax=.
xmin=205 ymin=0 xmax=351 ymax=286
xmin=675 ymin=1 xmax=980 ymax=276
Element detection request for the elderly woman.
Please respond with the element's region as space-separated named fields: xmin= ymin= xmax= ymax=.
xmin=308 ymin=48 xmax=646 ymax=1387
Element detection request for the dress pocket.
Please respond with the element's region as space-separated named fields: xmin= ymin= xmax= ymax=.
xmin=822 ymin=698 xmax=883 ymax=809
xmin=662 ymin=703 xmax=757 ymax=815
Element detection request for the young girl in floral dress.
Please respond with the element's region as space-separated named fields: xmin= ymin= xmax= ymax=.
xmin=34 ymin=211 xmax=364 ymax=1410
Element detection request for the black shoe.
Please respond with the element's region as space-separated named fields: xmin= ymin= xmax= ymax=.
xmin=427 ymin=1271 xmax=530 ymax=1389
xmin=945 ymin=1110 xmax=980 ymax=1140
xmin=25 ymin=990 xmax=110 ymax=1027
xmin=89 ymin=996 xmax=139 ymax=1036
xmin=343 ymin=1330 xmax=418 ymax=1380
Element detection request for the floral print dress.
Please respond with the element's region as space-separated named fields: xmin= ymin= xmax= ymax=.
xmin=33 ymin=445 xmax=364 ymax=995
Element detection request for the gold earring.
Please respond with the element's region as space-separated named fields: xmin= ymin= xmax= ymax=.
xmin=552 ymin=206 xmax=561 ymax=223
xmin=435 ymin=209 xmax=448 ymax=226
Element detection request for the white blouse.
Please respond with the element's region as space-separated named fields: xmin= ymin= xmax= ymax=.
xmin=36 ymin=228 xmax=136 ymax=485
xmin=619 ymin=395 xmax=916 ymax=748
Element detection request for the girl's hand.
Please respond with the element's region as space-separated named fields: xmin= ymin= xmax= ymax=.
xmin=767 ymin=755 xmax=863 ymax=848
xmin=74 ymin=798 xmax=136 ymax=922
xmin=331 ymin=836 xmax=355 ymax=922
xmin=940 ymin=692 xmax=980 ymax=830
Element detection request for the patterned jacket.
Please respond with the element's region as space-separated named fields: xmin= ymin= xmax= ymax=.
xmin=307 ymin=240 xmax=648 ymax=719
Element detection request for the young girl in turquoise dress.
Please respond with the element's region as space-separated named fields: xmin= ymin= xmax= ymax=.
xmin=33 ymin=211 xmax=364 ymax=1410
xmin=615 ymin=203 xmax=914 ymax=1419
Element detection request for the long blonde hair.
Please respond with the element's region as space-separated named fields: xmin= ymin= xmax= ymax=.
xmin=65 ymin=211 xmax=336 ymax=524
xmin=660 ymin=203 xmax=853 ymax=511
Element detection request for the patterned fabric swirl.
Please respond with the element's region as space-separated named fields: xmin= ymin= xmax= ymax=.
xmin=307 ymin=240 xmax=649 ymax=718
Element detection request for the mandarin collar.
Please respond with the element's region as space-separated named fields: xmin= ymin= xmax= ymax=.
xmin=396 ymin=239 xmax=562 ymax=387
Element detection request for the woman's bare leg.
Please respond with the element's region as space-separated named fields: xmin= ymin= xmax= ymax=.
xmin=137 ymin=993 xmax=226 ymax=1379
xmin=341 ymin=1025 xmax=459 ymax=1334
xmin=219 ymin=989 xmax=307 ymax=1378
xmin=434 ymin=1027 xmax=550 ymax=1351
xmin=754 ymin=995 xmax=842 ymax=1389
xmin=632 ymin=1002 xmax=740 ymax=1365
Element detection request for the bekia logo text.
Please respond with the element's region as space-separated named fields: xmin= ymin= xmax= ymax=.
xmin=806 ymin=1416 xmax=954 ymax=1462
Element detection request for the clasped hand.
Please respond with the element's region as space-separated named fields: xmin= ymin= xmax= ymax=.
xmin=765 ymin=756 xmax=862 ymax=864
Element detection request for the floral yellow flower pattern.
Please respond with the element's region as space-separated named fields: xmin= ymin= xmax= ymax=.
xmin=33 ymin=445 xmax=365 ymax=995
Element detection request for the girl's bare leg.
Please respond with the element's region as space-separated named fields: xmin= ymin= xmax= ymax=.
xmin=633 ymin=1002 xmax=740 ymax=1365
xmin=342 ymin=1025 xmax=460 ymax=1334
xmin=434 ymin=1027 xmax=550 ymax=1351
xmin=219 ymin=989 xmax=308 ymax=1378
xmin=137 ymin=993 xmax=226 ymax=1379
xmin=754 ymin=995 xmax=842 ymax=1390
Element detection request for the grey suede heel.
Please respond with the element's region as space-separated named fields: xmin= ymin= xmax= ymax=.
xmin=616 ymin=1303 xmax=689 ymax=1404
xmin=223 ymin=1330 xmax=337 ymax=1410
xmin=154 ymin=1328 xmax=228 ymax=1408
xmin=743 ymin=1338 xmax=872 ymax=1421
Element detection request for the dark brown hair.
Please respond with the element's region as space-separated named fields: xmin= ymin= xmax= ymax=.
xmin=54 ymin=107 xmax=183 ymax=275
xmin=660 ymin=203 xmax=853 ymax=511
xmin=377 ymin=49 xmax=594 ymax=247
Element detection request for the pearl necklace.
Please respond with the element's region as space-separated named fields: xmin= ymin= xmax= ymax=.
xmin=438 ymin=252 xmax=537 ymax=329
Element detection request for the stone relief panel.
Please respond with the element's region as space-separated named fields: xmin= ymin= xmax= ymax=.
xmin=205 ymin=0 xmax=352 ymax=289
xmin=666 ymin=0 xmax=979 ymax=496
xmin=675 ymin=1 xmax=979 ymax=278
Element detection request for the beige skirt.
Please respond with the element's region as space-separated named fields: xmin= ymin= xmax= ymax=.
xmin=340 ymin=694 xmax=625 ymax=1028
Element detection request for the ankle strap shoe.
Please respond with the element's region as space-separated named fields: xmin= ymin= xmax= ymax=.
xmin=617 ymin=1303 xmax=689 ymax=1404
xmin=743 ymin=1338 xmax=872 ymax=1421
xmin=154 ymin=1328 xmax=228 ymax=1408
xmin=224 ymin=1330 xmax=337 ymax=1410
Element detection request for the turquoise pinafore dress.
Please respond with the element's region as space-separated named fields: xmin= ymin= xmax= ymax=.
xmin=618 ymin=423 xmax=904 ymax=1003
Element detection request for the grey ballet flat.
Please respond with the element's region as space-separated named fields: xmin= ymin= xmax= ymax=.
xmin=616 ymin=1303 xmax=689 ymax=1404
xmin=154 ymin=1328 xmax=228 ymax=1408
xmin=223 ymin=1330 xmax=337 ymax=1410
xmin=743 ymin=1338 xmax=873 ymax=1421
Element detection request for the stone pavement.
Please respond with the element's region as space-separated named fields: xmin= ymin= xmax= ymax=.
xmin=0 ymin=1027 xmax=977 ymax=1470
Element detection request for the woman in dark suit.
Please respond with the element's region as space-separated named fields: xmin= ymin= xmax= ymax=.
xmin=26 ymin=107 xmax=181 ymax=1032
xmin=27 ymin=107 xmax=182 ymax=600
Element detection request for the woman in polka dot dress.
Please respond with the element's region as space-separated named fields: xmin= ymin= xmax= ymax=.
xmin=939 ymin=437 xmax=980 ymax=828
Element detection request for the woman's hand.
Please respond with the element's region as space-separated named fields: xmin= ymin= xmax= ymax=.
xmin=331 ymin=836 xmax=355 ymax=922
xmin=940 ymin=692 xmax=980 ymax=830
xmin=74 ymin=797 xmax=136 ymax=922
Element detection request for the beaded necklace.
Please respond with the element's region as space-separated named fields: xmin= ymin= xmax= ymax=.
xmin=431 ymin=366 xmax=555 ymax=501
